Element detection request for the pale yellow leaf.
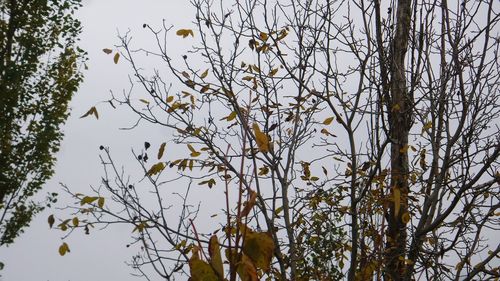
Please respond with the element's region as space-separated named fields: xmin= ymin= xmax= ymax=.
xmin=393 ymin=187 xmax=401 ymax=218
xmin=200 ymin=69 xmax=209 ymax=79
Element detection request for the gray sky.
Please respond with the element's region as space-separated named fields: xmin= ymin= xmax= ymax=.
xmin=1 ymin=1 xmax=192 ymax=280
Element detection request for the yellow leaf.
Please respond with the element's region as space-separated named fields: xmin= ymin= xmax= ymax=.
xmin=237 ymin=253 xmax=258 ymax=281
xmin=200 ymin=84 xmax=210 ymax=93
xmin=421 ymin=121 xmax=433 ymax=135
xmin=146 ymin=162 xmax=165 ymax=176
xmin=166 ymin=96 xmax=174 ymax=103
xmin=187 ymin=144 xmax=196 ymax=153
xmin=259 ymin=32 xmax=268 ymax=41
xmin=393 ymin=187 xmax=401 ymax=218
xmin=48 ymin=215 xmax=55 ymax=228
xmin=402 ymin=212 xmax=410 ymax=224
xmin=198 ymin=178 xmax=216 ymax=188
xmin=243 ymin=229 xmax=275 ymax=272
xmin=226 ymin=111 xmax=237 ymax=122
xmin=399 ymin=145 xmax=410 ymax=153
xmin=97 ymin=197 xmax=105 ymax=208
xmin=251 ymin=65 xmax=260 ymax=73
xmin=157 ymin=142 xmax=166 ymax=159
xmin=258 ymin=166 xmax=269 ymax=176
xmin=72 ymin=217 xmax=79 ymax=227
xmin=268 ymin=68 xmax=278 ymax=77
xmin=323 ymin=117 xmax=334 ymax=125
xmin=276 ymin=29 xmax=288 ymax=41
xmin=102 ymin=48 xmax=112 ymax=54
xmin=200 ymin=69 xmax=209 ymax=79
xmin=176 ymin=29 xmax=194 ymax=38
xmin=139 ymin=99 xmax=150 ymax=104
xmin=241 ymin=190 xmax=257 ymax=218
xmin=80 ymin=196 xmax=98 ymax=206
xmin=355 ymin=261 xmax=377 ymax=280
xmin=58 ymin=242 xmax=70 ymax=256
xmin=253 ymin=123 xmax=269 ymax=153
xmin=189 ymin=247 xmax=218 ymax=281
xmin=132 ymin=222 xmax=149 ymax=233
xmin=190 ymin=151 xmax=201 ymax=158
xmin=208 ymin=235 xmax=224 ymax=278
xmin=113 ymin=52 xmax=120 ymax=64
xmin=181 ymin=71 xmax=190 ymax=79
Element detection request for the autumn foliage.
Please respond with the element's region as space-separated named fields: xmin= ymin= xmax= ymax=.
xmin=54 ymin=0 xmax=499 ymax=280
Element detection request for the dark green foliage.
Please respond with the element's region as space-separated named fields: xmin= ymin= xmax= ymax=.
xmin=0 ymin=0 xmax=85 ymax=246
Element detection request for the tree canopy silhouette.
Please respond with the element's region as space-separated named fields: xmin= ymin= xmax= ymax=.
xmin=0 ymin=0 xmax=85 ymax=246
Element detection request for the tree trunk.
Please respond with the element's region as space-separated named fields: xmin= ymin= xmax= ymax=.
xmin=385 ymin=0 xmax=413 ymax=280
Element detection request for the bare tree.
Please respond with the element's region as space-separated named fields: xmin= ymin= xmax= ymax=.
xmin=56 ymin=0 xmax=499 ymax=280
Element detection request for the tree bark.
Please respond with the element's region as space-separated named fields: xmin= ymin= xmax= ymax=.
xmin=385 ymin=0 xmax=413 ymax=280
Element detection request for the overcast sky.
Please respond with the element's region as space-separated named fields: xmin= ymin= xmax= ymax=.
xmin=1 ymin=1 xmax=194 ymax=280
